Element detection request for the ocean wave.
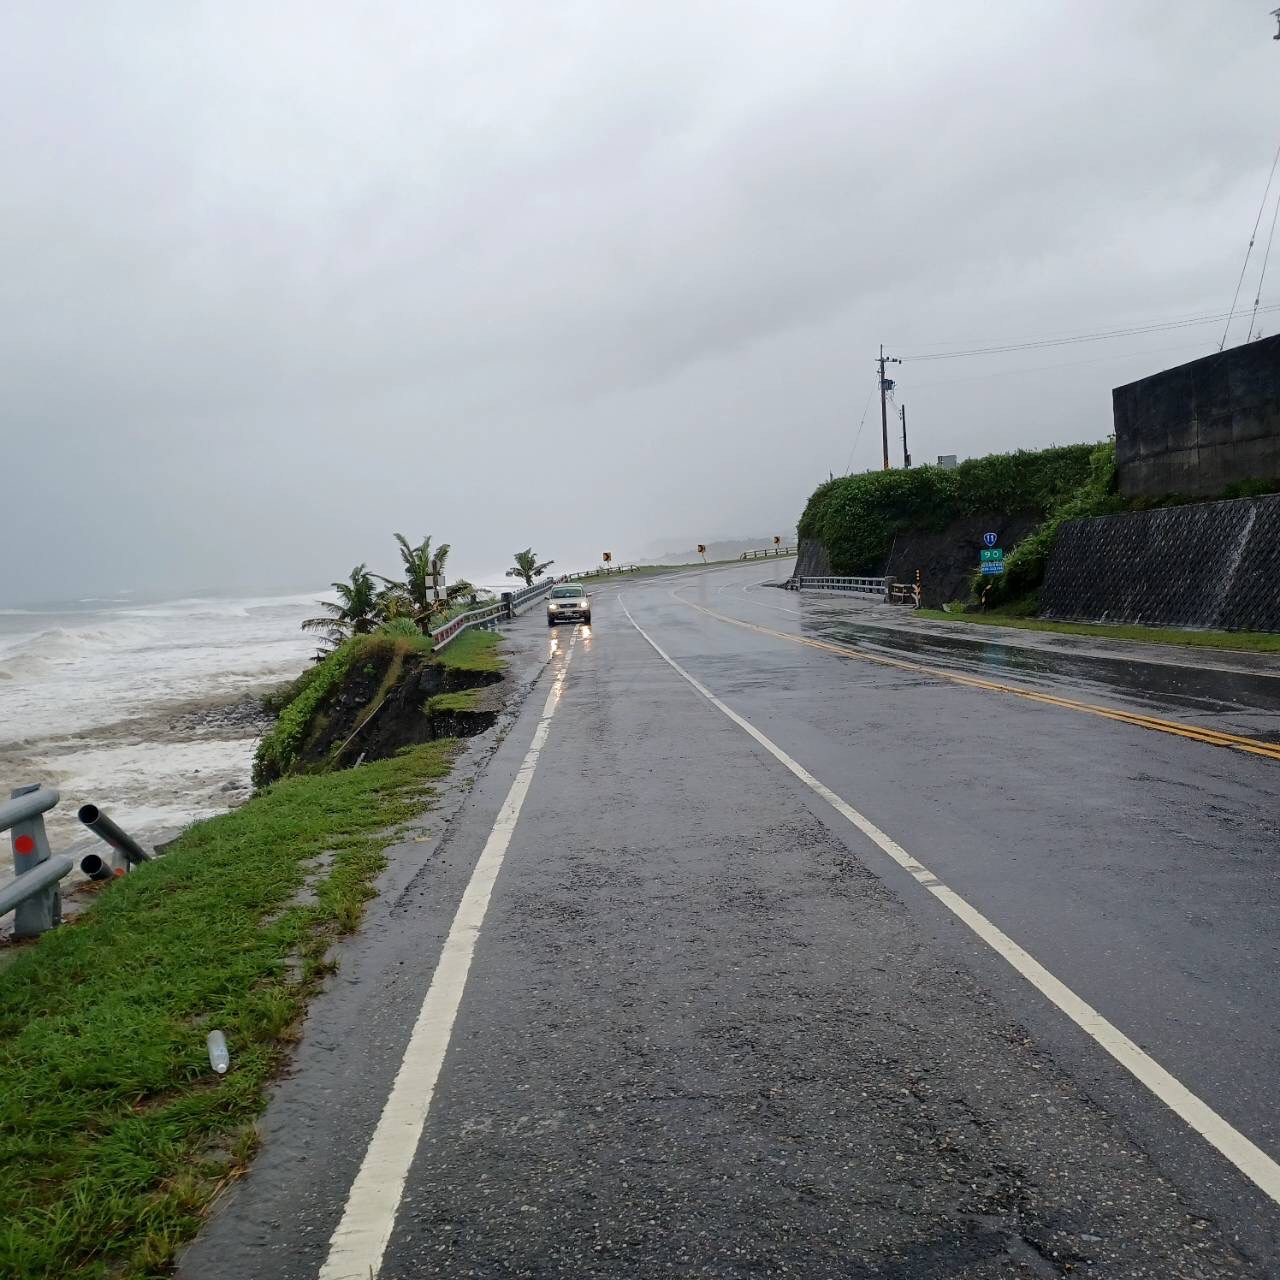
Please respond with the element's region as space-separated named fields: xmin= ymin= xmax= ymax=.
xmin=0 ymin=623 xmax=159 ymax=668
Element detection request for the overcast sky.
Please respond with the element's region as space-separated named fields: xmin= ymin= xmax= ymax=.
xmin=3 ymin=1 xmax=1278 ymax=602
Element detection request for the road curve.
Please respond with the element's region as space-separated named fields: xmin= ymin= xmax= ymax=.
xmin=182 ymin=562 xmax=1280 ymax=1279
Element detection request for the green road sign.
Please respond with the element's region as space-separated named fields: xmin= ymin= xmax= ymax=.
xmin=980 ymin=548 xmax=1004 ymax=562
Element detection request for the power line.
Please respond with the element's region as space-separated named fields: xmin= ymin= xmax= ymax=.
xmin=901 ymin=303 xmax=1243 ymax=351
xmin=1222 ymin=132 xmax=1280 ymax=349
xmin=1248 ymin=182 xmax=1280 ymax=341
xmin=905 ymin=339 xmax=1212 ymax=391
xmin=899 ymin=303 xmax=1280 ymax=363
xmin=844 ymin=370 xmax=878 ymax=474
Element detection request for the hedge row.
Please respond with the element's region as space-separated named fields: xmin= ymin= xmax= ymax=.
xmin=797 ymin=443 xmax=1100 ymax=576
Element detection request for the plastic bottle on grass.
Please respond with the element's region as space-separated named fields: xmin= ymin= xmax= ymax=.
xmin=207 ymin=1030 xmax=230 ymax=1074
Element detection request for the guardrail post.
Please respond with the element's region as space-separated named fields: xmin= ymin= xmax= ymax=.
xmin=501 ymin=591 xmax=514 ymax=620
xmin=9 ymin=784 xmax=61 ymax=938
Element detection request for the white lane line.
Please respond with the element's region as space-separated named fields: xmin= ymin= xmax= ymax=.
xmin=318 ymin=635 xmax=577 ymax=1280
xmin=669 ymin=582 xmax=800 ymax=620
xmin=739 ymin=582 xmax=800 ymax=616
xmin=618 ymin=598 xmax=1280 ymax=1207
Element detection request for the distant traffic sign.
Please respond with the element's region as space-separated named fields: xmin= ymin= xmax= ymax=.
xmin=980 ymin=548 xmax=1004 ymax=562
xmin=982 ymin=532 xmax=998 ymax=547
xmin=980 ymin=562 xmax=1005 ymax=575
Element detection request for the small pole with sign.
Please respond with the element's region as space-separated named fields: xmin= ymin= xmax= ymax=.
xmin=979 ymin=531 xmax=1006 ymax=581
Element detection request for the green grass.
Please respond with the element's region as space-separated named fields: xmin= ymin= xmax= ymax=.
xmin=434 ymin=627 xmax=506 ymax=673
xmin=572 ymin=557 xmax=757 ymax=586
xmin=252 ymin=639 xmax=362 ymax=786
xmin=0 ymin=741 xmax=456 ymax=1280
xmin=425 ymin=688 xmax=484 ymax=714
xmin=916 ymin=608 xmax=1280 ymax=654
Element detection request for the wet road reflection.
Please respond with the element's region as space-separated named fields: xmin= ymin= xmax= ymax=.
xmin=688 ymin=576 xmax=1280 ymax=744
xmin=793 ymin=609 xmax=1280 ymax=741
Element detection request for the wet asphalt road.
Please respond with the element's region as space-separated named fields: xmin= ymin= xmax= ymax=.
xmin=182 ymin=564 xmax=1280 ymax=1278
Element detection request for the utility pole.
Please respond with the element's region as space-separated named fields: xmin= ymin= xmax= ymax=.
xmin=900 ymin=403 xmax=911 ymax=468
xmin=878 ymin=345 xmax=901 ymax=471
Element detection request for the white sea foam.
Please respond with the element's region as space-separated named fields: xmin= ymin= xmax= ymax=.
xmin=0 ymin=590 xmax=321 ymax=859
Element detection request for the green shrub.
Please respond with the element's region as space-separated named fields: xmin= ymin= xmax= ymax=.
xmin=377 ymin=617 xmax=425 ymax=639
xmin=252 ymin=640 xmax=361 ymax=787
xmin=979 ymin=440 xmax=1124 ymax=604
xmin=798 ymin=443 xmax=1098 ymax=574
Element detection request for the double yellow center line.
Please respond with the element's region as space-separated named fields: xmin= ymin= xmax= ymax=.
xmin=677 ymin=596 xmax=1280 ymax=764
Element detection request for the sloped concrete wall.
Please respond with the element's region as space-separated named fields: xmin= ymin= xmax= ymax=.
xmin=795 ymin=538 xmax=832 ymax=577
xmin=1041 ymin=494 xmax=1280 ymax=631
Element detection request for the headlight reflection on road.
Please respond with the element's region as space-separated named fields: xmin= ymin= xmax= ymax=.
xmin=581 ymin=625 xmax=592 ymax=645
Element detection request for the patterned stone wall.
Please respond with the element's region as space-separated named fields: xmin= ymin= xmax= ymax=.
xmin=1041 ymin=494 xmax=1280 ymax=631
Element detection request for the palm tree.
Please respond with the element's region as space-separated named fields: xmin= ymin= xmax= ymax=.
xmin=506 ymin=548 xmax=554 ymax=587
xmin=375 ymin=583 xmax=415 ymax=623
xmin=445 ymin=578 xmax=477 ymax=605
xmin=430 ymin=542 xmax=452 ymax=611
xmin=376 ymin=533 xmax=436 ymax=632
xmin=301 ymin=564 xmax=381 ymax=650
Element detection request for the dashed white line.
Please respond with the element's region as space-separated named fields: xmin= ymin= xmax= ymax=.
xmin=619 ymin=597 xmax=1280 ymax=1209
xmin=318 ymin=635 xmax=577 ymax=1280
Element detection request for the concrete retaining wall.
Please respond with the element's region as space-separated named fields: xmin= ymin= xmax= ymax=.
xmin=798 ymin=517 xmax=1038 ymax=608
xmin=884 ymin=515 xmax=1039 ymax=608
xmin=1114 ymin=336 xmax=1280 ymax=498
xmin=1041 ymin=494 xmax=1280 ymax=631
xmin=795 ymin=538 xmax=832 ymax=578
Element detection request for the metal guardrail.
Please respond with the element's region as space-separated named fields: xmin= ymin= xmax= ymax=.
xmin=788 ymin=575 xmax=888 ymax=597
xmin=564 ymin=564 xmax=640 ymax=580
xmin=428 ymin=579 xmax=556 ymax=653
xmin=2 ymin=786 xmax=72 ymax=938
xmin=429 ymin=601 xmax=506 ymax=653
xmin=740 ymin=546 xmax=797 ymax=560
xmin=786 ymin=574 xmax=922 ymax=608
xmin=4 ymin=788 xmax=159 ymax=937
xmin=506 ymin=578 xmax=555 ymax=611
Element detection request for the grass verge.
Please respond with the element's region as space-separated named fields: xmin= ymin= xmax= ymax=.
xmin=0 ymin=740 xmax=456 ymax=1280
xmin=916 ymin=608 xmax=1280 ymax=654
xmin=572 ymin=557 xmax=769 ymax=586
xmin=425 ymin=688 xmax=484 ymax=714
xmin=435 ymin=627 xmax=506 ymax=673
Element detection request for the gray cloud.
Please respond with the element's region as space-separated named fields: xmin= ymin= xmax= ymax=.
xmin=3 ymin=1 xmax=1277 ymax=601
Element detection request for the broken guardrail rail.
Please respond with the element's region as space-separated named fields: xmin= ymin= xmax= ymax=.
xmin=3 ymin=788 xmax=156 ymax=938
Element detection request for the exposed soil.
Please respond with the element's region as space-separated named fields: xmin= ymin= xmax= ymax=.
xmin=294 ymin=649 xmax=503 ymax=772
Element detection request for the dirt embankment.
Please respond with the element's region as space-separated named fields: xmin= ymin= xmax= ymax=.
xmin=292 ymin=645 xmax=502 ymax=775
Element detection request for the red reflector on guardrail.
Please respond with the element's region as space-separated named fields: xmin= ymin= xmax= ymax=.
xmin=14 ymin=835 xmax=35 ymax=854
